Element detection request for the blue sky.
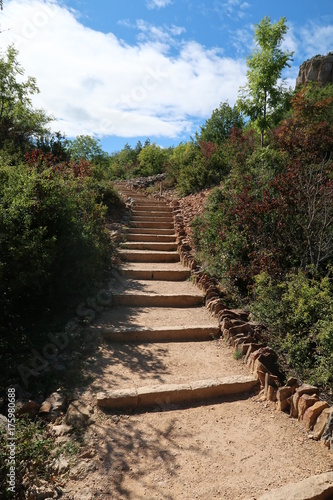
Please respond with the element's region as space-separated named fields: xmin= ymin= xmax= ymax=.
xmin=0 ymin=0 xmax=332 ymax=153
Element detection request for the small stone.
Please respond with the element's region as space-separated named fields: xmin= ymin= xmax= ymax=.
xmin=256 ymin=369 xmax=266 ymax=388
xmin=54 ymin=455 xmax=70 ymax=475
xmin=0 ymin=414 xmax=8 ymax=430
xmin=69 ymin=460 xmax=96 ymax=480
xmin=302 ymin=401 xmax=330 ymax=430
xmin=313 ymin=407 xmax=333 ymax=440
xmin=296 ymin=383 xmax=320 ymax=397
xmin=79 ymin=449 xmax=95 ymax=459
xmin=321 ymin=410 xmax=333 ymax=449
xmin=50 ymin=424 xmax=72 ymax=437
xmin=46 ymin=391 xmax=66 ymax=411
xmin=290 ymin=393 xmax=299 ymax=418
xmin=266 ymin=385 xmax=277 ymax=402
xmin=285 ymin=377 xmax=299 ymax=388
xmin=297 ymin=394 xmax=319 ymax=421
xmin=39 ymin=401 xmax=52 ymax=415
xmin=277 ymin=386 xmax=293 ymax=401
xmin=65 ymin=401 xmax=94 ymax=427
xmin=16 ymin=399 xmax=40 ymax=417
xmin=257 ymin=471 xmax=333 ymax=500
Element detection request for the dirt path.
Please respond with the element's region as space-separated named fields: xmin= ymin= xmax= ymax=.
xmin=61 ymin=188 xmax=333 ymax=500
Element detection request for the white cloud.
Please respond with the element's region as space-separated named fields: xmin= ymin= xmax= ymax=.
xmin=281 ymin=26 xmax=299 ymax=55
xmin=217 ymin=0 xmax=251 ymax=20
xmin=230 ymin=27 xmax=254 ymax=55
xmin=300 ymin=23 xmax=333 ymax=59
xmin=146 ymin=0 xmax=172 ymax=10
xmin=0 ymin=0 xmax=247 ymax=141
xmin=135 ymin=19 xmax=186 ymax=50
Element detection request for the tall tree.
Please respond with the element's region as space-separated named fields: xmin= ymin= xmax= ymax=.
xmin=237 ymin=16 xmax=294 ymax=147
xmin=67 ymin=134 xmax=108 ymax=164
xmin=0 ymin=45 xmax=50 ymax=149
xmin=197 ymin=102 xmax=243 ymax=145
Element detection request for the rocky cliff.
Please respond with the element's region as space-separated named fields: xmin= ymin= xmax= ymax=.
xmin=296 ymin=52 xmax=333 ymax=87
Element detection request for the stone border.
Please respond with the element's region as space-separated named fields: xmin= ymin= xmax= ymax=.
xmin=168 ymin=195 xmax=333 ymax=455
xmin=114 ymin=181 xmax=333 ymax=453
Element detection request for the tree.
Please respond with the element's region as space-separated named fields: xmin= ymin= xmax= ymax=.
xmin=237 ymin=17 xmax=294 ymax=147
xmin=0 ymin=45 xmax=50 ymax=150
xmin=137 ymin=143 xmax=167 ymax=176
xmin=67 ymin=134 xmax=107 ymax=163
xmin=135 ymin=140 xmax=143 ymax=154
xmin=197 ymin=102 xmax=243 ymax=145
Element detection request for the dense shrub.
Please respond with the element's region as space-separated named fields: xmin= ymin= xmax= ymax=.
xmin=0 ymin=160 xmax=118 ymax=333
xmin=252 ymin=270 xmax=333 ymax=387
xmin=190 ymin=85 xmax=333 ymax=389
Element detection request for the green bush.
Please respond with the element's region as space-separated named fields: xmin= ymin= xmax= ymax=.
xmin=86 ymin=177 xmax=125 ymax=216
xmin=0 ymin=417 xmax=55 ymax=498
xmin=252 ymin=270 xmax=333 ymax=387
xmin=0 ymin=162 xmax=113 ymax=331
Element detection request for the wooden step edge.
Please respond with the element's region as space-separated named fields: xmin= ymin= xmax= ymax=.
xmin=112 ymin=294 xmax=204 ymax=307
xmin=102 ymin=325 xmax=220 ymax=342
xmin=119 ymin=269 xmax=190 ymax=280
xmin=96 ymin=375 xmax=259 ymax=409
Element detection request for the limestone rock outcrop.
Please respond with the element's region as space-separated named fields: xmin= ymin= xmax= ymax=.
xmin=296 ymin=52 xmax=333 ymax=87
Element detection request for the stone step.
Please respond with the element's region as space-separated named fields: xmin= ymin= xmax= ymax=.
xmin=102 ymin=325 xmax=220 ymax=342
xmin=120 ymin=242 xmax=177 ymax=251
xmin=97 ymin=375 xmax=259 ymax=410
xmin=120 ymin=263 xmax=190 ymax=280
xmin=134 ymin=204 xmax=172 ymax=211
xmin=132 ymin=208 xmax=173 ymax=217
xmin=125 ymin=228 xmax=176 ymax=235
xmin=94 ymin=306 xmax=218 ymax=330
xmin=125 ymin=233 xmax=177 ymax=243
xmin=119 ymin=249 xmax=180 ymax=262
xmin=131 ymin=215 xmax=174 ymax=223
xmin=113 ymin=293 xmax=203 ymax=307
xmin=129 ymin=221 xmax=174 ymax=229
xmin=257 ymin=472 xmax=333 ymax=500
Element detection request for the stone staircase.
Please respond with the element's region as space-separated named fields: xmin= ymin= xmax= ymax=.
xmin=97 ymin=187 xmax=258 ymax=410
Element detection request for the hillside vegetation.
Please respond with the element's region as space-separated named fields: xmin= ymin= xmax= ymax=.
xmin=0 ymin=46 xmax=125 ymax=387
xmin=1 ymin=18 xmax=332 ymax=393
xmin=107 ymin=19 xmax=333 ymax=391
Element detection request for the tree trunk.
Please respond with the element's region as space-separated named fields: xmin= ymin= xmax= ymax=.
xmin=261 ymin=89 xmax=267 ymax=148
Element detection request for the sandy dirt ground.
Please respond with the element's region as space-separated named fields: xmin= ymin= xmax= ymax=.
xmin=61 ymin=333 xmax=333 ymax=500
xmin=60 ymin=190 xmax=333 ymax=499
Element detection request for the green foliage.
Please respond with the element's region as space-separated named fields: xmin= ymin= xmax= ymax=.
xmin=237 ymin=16 xmax=294 ymax=147
xmin=0 ymin=45 xmax=50 ymax=152
xmin=67 ymin=135 xmax=109 ymax=165
xmin=136 ymin=143 xmax=168 ymax=176
xmin=87 ymin=176 xmax=125 ymax=215
xmin=252 ymin=270 xmax=333 ymax=387
xmin=197 ymin=102 xmax=244 ymax=145
xmin=234 ymin=348 xmax=243 ymax=360
xmin=167 ymin=140 xmax=230 ymax=195
xmin=0 ymin=160 xmax=118 ymax=331
xmin=0 ymin=417 xmax=56 ymax=498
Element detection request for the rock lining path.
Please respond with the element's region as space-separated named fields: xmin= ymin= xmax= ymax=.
xmin=64 ymin=187 xmax=333 ymax=499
